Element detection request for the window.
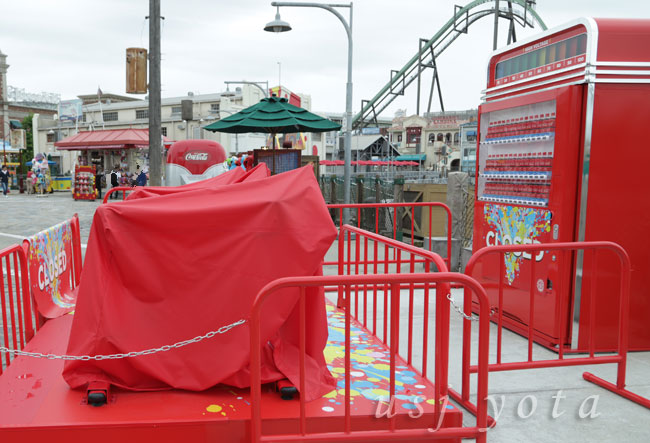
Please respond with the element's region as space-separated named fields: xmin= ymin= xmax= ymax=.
xmin=47 ymin=133 xmax=56 ymax=143
xmin=406 ymin=127 xmax=421 ymax=145
xmin=437 ymin=133 xmax=444 ymax=142
xmin=171 ymin=106 xmax=182 ymax=115
xmin=103 ymin=111 xmax=118 ymax=122
xmin=82 ymin=113 xmax=87 ymax=122
xmin=210 ymin=103 xmax=220 ymax=113
xmin=445 ymin=133 xmax=452 ymax=143
xmin=397 ymin=134 xmax=403 ymax=142
xmin=428 ymin=133 xmax=436 ymax=144
xmin=161 ymin=127 xmax=168 ymax=137
xmin=136 ymin=109 xmax=148 ymax=119
xmin=454 ymin=132 xmax=459 ymax=144
xmin=466 ymin=132 xmax=477 ymax=142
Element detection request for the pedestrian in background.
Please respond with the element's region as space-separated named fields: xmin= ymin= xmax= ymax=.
xmin=110 ymin=166 xmax=120 ymax=199
xmin=0 ymin=165 xmax=9 ymax=198
xmin=136 ymin=166 xmax=147 ymax=186
xmin=95 ymin=167 xmax=104 ymax=199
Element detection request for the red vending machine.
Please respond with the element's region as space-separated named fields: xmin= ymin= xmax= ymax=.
xmin=473 ymin=18 xmax=650 ymax=351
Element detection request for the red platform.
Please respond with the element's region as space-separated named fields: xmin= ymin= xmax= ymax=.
xmin=0 ymin=303 xmax=462 ymax=442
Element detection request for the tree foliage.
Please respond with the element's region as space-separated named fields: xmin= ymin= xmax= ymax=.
xmin=21 ymin=113 xmax=34 ymax=170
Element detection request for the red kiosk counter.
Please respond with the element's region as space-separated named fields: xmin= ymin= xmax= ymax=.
xmin=472 ymin=18 xmax=650 ymax=351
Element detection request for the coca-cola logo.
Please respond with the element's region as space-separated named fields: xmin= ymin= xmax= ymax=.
xmin=185 ymin=152 xmax=209 ymax=161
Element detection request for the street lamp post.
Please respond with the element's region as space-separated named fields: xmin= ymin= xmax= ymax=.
xmin=264 ymin=1 xmax=353 ymax=224
xmin=224 ymin=80 xmax=270 ymax=98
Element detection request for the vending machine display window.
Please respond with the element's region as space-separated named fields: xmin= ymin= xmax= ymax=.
xmin=477 ymin=100 xmax=556 ymax=207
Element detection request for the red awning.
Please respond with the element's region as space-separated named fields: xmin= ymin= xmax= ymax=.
xmin=55 ymin=128 xmax=172 ymax=151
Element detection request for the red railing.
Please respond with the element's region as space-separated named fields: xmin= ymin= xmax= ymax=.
xmin=326 ymin=203 xmax=453 ymax=271
xmin=0 ymin=244 xmax=36 ymax=374
xmin=336 ymin=224 xmax=449 ymax=376
xmin=103 ymin=186 xmax=134 ymax=203
xmin=1 ymin=215 xmax=83 ymax=374
xmin=250 ymin=272 xmax=492 ymax=442
xmin=449 ymin=241 xmax=650 ymax=423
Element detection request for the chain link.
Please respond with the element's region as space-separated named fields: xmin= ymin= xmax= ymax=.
xmin=0 ymin=318 xmax=247 ymax=361
xmin=446 ymin=293 xmax=495 ymax=321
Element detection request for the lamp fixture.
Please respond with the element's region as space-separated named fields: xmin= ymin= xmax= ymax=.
xmin=264 ymin=6 xmax=291 ymax=33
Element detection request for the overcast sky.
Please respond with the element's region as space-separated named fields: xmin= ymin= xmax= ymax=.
xmin=2 ymin=1 xmax=649 ymax=117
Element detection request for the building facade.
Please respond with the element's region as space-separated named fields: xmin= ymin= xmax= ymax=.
xmin=1 ymin=49 xmax=57 ymax=171
xmin=387 ymin=109 xmax=477 ymax=171
xmin=35 ymin=85 xmax=321 ymax=174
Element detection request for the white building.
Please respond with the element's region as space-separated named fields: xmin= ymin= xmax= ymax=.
xmin=34 ymin=84 xmax=326 ymax=174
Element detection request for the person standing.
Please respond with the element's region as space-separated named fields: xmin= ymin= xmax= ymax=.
xmin=95 ymin=167 xmax=103 ymax=199
xmin=110 ymin=166 xmax=120 ymax=199
xmin=136 ymin=166 xmax=147 ymax=186
xmin=0 ymin=165 xmax=9 ymax=198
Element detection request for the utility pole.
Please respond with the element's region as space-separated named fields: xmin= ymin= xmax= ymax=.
xmin=148 ymin=0 xmax=162 ymax=185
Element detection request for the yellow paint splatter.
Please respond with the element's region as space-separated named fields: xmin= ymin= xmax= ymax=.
xmin=363 ymin=369 xmax=405 ymax=387
xmin=371 ymin=388 xmax=390 ymax=397
xmin=324 ymin=345 xmax=344 ymax=364
xmin=324 ymin=390 xmax=338 ymax=398
xmin=221 ymin=412 xmax=226 ymax=416
xmin=373 ymin=363 xmax=391 ymax=371
xmin=206 ymin=404 xmax=222 ymax=413
xmin=338 ymin=388 xmax=360 ymax=397
xmin=351 ymin=354 xmax=375 ymax=363
xmin=367 ymin=377 xmax=380 ymax=382
xmin=426 ymin=399 xmax=436 ymax=405
xmin=332 ymin=367 xmax=346 ymax=374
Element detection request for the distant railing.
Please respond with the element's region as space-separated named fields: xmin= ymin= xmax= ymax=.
xmin=0 ymin=245 xmax=36 ymax=374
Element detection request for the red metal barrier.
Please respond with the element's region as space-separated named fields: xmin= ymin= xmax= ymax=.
xmin=449 ymin=241 xmax=650 ymax=423
xmin=336 ymin=224 xmax=450 ymax=380
xmin=0 ymin=244 xmax=36 ymax=374
xmin=69 ymin=214 xmax=83 ymax=288
xmin=250 ymin=272 xmax=492 ymax=442
xmin=326 ymin=203 xmax=453 ymax=272
xmin=103 ymin=186 xmax=133 ymax=203
xmin=1 ymin=215 xmax=83 ymax=374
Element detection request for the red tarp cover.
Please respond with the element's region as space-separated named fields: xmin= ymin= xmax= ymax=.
xmin=125 ymin=164 xmax=270 ymax=201
xmin=63 ymin=166 xmax=336 ymax=401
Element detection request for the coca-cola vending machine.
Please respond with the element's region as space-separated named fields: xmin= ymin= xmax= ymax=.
xmin=473 ymin=18 xmax=650 ymax=351
xmin=166 ymin=140 xmax=227 ymax=186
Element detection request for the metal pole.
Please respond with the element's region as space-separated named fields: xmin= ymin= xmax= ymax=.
xmin=270 ymin=1 xmax=353 ymax=224
xmin=148 ymin=0 xmax=163 ymax=186
xmin=493 ymin=0 xmax=500 ymax=50
xmin=343 ymin=4 xmax=353 ymax=224
xmin=224 ymin=81 xmax=269 ymax=98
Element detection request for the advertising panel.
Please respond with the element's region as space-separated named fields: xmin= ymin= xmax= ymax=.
xmin=23 ymin=219 xmax=77 ymax=318
xmin=58 ymin=99 xmax=83 ymax=123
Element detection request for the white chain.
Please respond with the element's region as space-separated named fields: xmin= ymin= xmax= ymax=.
xmin=446 ymin=293 xmax=495 ymax=321
xmin=0 ymin=318 xmax=247 ymax=361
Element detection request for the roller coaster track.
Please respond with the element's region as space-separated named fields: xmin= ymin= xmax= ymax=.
xmin=352 ymin=0 xmax=547 ymax=130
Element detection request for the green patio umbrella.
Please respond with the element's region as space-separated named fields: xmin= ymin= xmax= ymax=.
xmin=203 ymin=95 xmax=341 ymax=174
xmin=203 ymin=95 xmax=341 ymax=134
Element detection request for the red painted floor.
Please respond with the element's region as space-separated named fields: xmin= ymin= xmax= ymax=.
xmin=0 ymin=304 xmax=461 ymax=442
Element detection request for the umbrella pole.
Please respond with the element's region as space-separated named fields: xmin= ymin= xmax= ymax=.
xmin=272 ymin=132 xmax=276 ymax=175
